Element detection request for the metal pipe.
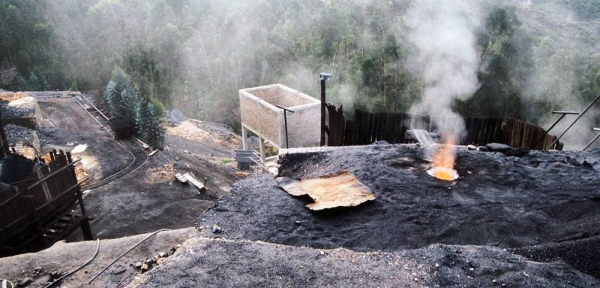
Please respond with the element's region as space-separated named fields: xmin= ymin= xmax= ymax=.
xmin=548 ymin=94 xmax=600 ymax=149
xmin=320 ymin=79 xmax=326 ymax=146
xmin=583 ymin=128 xmax=600 ymax=151
xmin=275 ymin=104 xmax=294 ymax=149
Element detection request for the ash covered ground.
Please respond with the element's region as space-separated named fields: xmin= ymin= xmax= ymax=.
xmin=180 ymin=143 xmax=600 ymax=285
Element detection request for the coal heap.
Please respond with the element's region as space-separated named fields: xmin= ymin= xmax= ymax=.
xmin=195 ymin=143 xmax=600 ymax=281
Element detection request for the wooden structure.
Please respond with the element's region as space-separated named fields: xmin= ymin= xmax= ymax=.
xmin=327 ymin=105 xmax=563 ymax=150
xmin=0 ymin=107 xmax=7 ymax=160
xmin=182 ymin=172 xmax=206 ymax=193
xmin=0 ymin=150 xmax=93 ymax=256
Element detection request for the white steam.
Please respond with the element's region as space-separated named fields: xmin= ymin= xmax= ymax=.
xmin=405 ymin=0 xmax=482 ymax=139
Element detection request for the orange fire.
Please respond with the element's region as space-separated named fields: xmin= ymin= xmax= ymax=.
xmin=431 ymin=135 xmax=457 ymax=181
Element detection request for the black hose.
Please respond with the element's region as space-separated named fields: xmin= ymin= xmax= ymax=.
xmin=44 ymin=238 xmax=100 ymax=288
xmin=87 ymin=229 xmax=171 ymax=284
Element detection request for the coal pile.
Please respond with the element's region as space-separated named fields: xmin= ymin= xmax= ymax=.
xmin=195 ymin=143 xmax=600 ymax=281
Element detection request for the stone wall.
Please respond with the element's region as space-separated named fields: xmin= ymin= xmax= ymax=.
xmin=1 ymin=96 xmax=42 ymax=130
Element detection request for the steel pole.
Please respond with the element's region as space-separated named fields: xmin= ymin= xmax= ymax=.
xmin=274 ymin=104 xmax=294 ymax=149
xmin=320 ymin=79 xmax=326 ymax=146
xmin=583 ymin=128 xmax=600 ymax=151
xmin=283 ymin=111 xmax=289 ymax=148
xmin=532 ymin=111 xmax=578 ymax=149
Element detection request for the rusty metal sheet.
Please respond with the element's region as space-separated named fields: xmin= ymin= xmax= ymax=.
xmin=277 ymin=170 xmax=375 ymax=210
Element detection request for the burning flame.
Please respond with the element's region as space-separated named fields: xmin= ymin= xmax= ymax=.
xmin=430 ymin=135 xmax=458 ymax=181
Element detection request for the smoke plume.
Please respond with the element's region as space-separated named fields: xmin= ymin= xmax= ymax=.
xmin=405 ymin=0 xmax=482 ymax=140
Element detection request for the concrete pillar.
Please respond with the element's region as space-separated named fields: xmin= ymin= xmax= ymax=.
xmin=259 ymin=137 xmax=266 ymax=160
xmin=241 ymin=125 xmax=248 ymax=150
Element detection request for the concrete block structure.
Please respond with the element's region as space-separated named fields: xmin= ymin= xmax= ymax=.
xmin=239 ymin=84 xmax=320 ymax=160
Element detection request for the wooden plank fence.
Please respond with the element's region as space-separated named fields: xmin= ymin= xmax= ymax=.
xmin=0 ymin=150 xmax=93 ymax=256
xmin=327 ymin=107 xmax=562 ymax=150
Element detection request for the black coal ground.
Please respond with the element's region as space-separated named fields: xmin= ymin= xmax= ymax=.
xmin=191 ymin=143 xmax=600 ymax=283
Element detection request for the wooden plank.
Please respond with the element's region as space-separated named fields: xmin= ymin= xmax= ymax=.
xmin=474 ymin=118 xmax=482 ymax=145
xmin=175 ymin=173 xmax=188 ymax=183
xmin=401 ymin=114 xmax=411 ymax=143
xmin=26 ymin=159 xmax=80 ymax=190
xmin=183 ymin=173 xmax=206 ymax=193
xmin=363 ymin=112 xmax=373 ymax=145
xmin=413 ymin=129 xmax=435 ymax=146
xmin=372 ymin=112 xmax=381 ymax=142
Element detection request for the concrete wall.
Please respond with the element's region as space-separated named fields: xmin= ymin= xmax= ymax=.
xmin=239 ymin=88 xmax=282 ymax=147
xmin=239 ymin=84 xmax=320 ymax=152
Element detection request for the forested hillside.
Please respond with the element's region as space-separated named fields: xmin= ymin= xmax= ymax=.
xmin=1 ymin=0 xmax=599 ymax=143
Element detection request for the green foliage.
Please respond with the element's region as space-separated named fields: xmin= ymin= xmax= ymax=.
xmin=1 ymin=0 xmax=600 ymax=133
xmin=0 ymin=0 xmax=67 ymax=89
xmin=455 ymin=6 xmax=533 ymax=120
xmin=564 ymin=0 xmax=600 ymax=19
xmin=105 ymin=68 xmax=137 ymax=123
xmin=17 ymin=71 xmax=49 ymax=91
xmin=136 ymin=96 xmax=166 ymax=148
xmin=103 ymin=66 xmax=165 ymax=148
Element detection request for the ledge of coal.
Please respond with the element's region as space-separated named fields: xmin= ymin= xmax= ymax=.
xmin=195 ymin=144 xmax=600 ymax=279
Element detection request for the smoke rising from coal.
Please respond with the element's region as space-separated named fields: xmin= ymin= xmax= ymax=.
xmin=405 ymin=0 xmax=482 ymax=140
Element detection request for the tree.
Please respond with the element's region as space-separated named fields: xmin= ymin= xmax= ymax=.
xmin=455 ymin=6 xmax=533 ymax=120
xmin=103 ymin=67 xmax=165 ymax=147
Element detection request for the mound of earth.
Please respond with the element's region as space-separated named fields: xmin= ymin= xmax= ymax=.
xmin=130 ymin=237 xmax=598 ymax=287
xmin=0 ymin=228 xmax=196 ymax=287
xmin=194 ymin=143 xmax=600 ymax=281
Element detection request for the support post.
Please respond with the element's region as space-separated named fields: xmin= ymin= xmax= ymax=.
xmin=66 ymin=151 xmax=93 ymax=240
xmin=274 ymin=104 xmax=295 ymax=149
xmin=259 ymin=136 xmax=266 ymax=160
xmin=532 ymin=111 xmax=578 ymax=149
xmin=584 ymin=128 xmax=600 ymax=151
xmin=320 ymin=73 xmax=332 ymax=146
xmin=549 ymin=94 xmax=600 ymax=149
xmin=241 ymin=125 xmax=248 ymax=150
xmin=0 ymin=105 xmax=9 ymax=158
xmin=78 ymin=189 xmax=94 ymax=240
xmin=321 ymin=78 xmax=326 ymax=146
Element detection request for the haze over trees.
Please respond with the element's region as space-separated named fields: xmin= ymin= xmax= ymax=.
xmin=0 ymin=0 xmax=599 ymax=146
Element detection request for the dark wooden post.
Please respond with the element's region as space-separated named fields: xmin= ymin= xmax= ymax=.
xmin=66 ymin=152 xmax=93 ymax=240
xmin=320 ymin=73 xmax=332 ymax=146
xmin=0 ymin=105 xmax=9 ymax=158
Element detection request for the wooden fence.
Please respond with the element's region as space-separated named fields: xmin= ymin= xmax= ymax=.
xmin=0 ymin=150 xmax=93 ymax=256
xmin=327 ymin=106 xmax=562 ymax=150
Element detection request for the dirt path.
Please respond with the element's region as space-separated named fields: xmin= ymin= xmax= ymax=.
xmin=23 ymin=93 xmax=242 ymax=241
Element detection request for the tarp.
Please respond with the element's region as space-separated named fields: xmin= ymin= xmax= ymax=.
xmin=0 ymin=154 xmax=35 ymax=184
xmin=277 ymin=170 xmax=375 ymax=211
